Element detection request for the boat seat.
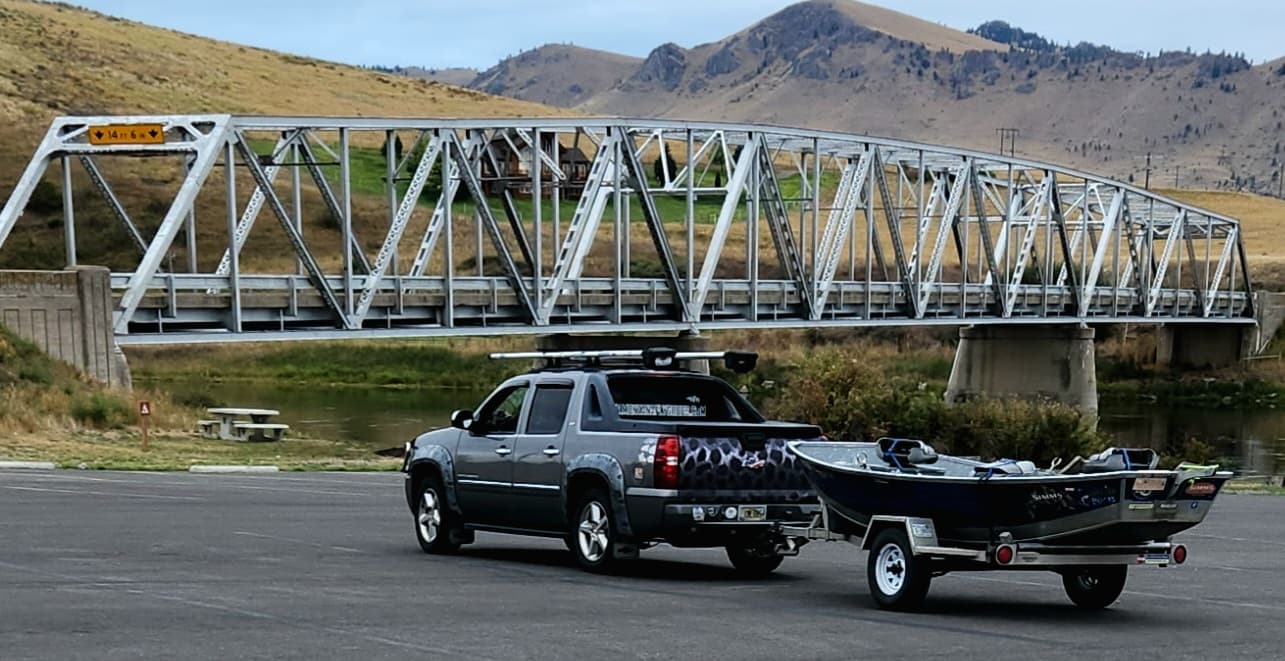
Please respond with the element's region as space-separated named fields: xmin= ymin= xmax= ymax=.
xmin=1079 ymin=447 xmax=1159 ymax=473
xmin=974 ymin=460 xmax=1039 ymax=477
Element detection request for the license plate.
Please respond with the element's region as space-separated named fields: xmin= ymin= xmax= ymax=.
xmin=1133 ymin=477 xmax=1167 ymax=492
xmin=739 ymin=506 xmax=767 ymax=522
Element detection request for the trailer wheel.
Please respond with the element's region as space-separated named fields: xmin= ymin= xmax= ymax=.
xmin=1061 ymin=566 xmax=1128 ymax=609
xmin=866 ymin=528 xmax=931 ymax=611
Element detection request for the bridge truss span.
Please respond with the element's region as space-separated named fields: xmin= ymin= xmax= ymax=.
xmin=0 ymin=115 xmax=1254 ymax=343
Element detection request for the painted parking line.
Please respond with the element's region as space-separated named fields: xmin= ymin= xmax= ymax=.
xmin=232 ymin=531 xmax=366 ymax=554
xmin=0 ymin=558 xmax=478 ymax=658
xmin=957 ymin=574 xmax=1285 ymax=612
xmin=1185 ymin=532 xmax=1285 ymax=548
xmin=1 ymin=485 xmax=200 ymax=501
xmin=1 ymin=471 xmax=388 ymax=498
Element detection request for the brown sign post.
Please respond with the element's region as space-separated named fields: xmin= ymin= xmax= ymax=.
xmin=138 ymin=401 xmax=151 ymax=452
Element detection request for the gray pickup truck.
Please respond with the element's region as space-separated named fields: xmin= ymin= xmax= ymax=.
xmin=402 ymin=349 xmax=822 ymax=575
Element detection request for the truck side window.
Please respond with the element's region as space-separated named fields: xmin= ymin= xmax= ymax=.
xmin=525 ymin=384 xmax=574 ymax=435
xmin=475 ymin=385 xmax=528 ymax=435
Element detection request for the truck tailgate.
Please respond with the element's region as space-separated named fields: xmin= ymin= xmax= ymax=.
xmin=674 ymin=423 xmax=818 ymax=503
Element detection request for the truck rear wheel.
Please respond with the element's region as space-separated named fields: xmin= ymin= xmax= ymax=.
xmin=1061 ymin=566 xmax=1128 ymax=609
xmin=570 ymin=489 xmax=620 ymax=573
xmin=726 ymin=543 xmax=785 ymax=577
xmin=866 ymin=528 xmax=931 ymax=611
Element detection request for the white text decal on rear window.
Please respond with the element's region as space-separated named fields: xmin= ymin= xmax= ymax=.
xmin=617 ymin=403 xmax=708 ymax=418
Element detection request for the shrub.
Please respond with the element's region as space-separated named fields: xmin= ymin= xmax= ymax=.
xmin=70 ymin=392 xmax=132 ymax=429
xmin=763 ymin=345 xmax=1108 ymax=466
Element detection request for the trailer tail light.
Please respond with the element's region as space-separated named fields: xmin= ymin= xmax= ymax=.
xmin=1172 ymin=544 xmax=1188 ymax=565
xmin=995 ymin=544 xmax=1016 ymax=565
xmin=655 ymin=435 xmax=681 ymax=490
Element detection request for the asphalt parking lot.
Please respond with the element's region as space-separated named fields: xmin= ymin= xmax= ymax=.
xmin=1 ymin=470 xmax=1282 ymax=661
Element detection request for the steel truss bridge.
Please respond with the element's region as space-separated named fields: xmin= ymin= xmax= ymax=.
xmin=0 ymin=115 xmax=1255 ymax=344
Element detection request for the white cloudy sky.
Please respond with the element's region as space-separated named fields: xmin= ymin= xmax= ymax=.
xmin=71 ymin=1 xmax=1285 ymax=68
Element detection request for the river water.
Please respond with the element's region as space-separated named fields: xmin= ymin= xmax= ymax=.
xmin=152 ymin=380 xmax=1285 ymax=477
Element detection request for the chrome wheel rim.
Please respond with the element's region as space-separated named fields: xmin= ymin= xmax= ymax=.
xmin=875 ymin=544 xmax=906 ymax=596
xmin=417 ymin=489 xmax=441 ymax=543
xmin=577 ymin=501 xmax=610 ymax=563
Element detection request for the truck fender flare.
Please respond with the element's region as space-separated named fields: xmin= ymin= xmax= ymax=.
xmin=406 ymin=444 xmax=462 ymax=515
xmin=564 ymin=454 xmax=634 ymax=538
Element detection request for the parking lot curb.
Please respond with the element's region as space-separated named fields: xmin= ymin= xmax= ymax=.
xmin=0 ymin=461 xmax=57 ymax=470
xmin=189 ymin=465 xmax=280 ymax=474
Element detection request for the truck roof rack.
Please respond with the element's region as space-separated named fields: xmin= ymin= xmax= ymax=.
xmin=488 ymin=348 xmax=759 ymax=374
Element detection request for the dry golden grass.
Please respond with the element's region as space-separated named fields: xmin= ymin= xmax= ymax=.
xmin=0 ymin=0 xmax=560 ymax=122
xmin=0 ymin=429 xmax=400 ymax=470
xmin=826 ymin=0 xmax=1003 ymax=54
xmin=1158 ymin=188 xmax=1285 ymax=289
xmin=0 ymin=0 xmax=569 ymax=187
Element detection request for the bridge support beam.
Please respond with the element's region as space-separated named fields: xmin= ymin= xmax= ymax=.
xmin=0 ymin=267 xmax=132 ymax=389
xmin=945 ymin=325 xmax=1097 ymax=415
xmin=1155 ymin=324 xmax=1250 ymax=369
xmin=536 ymin=332 xmax=710 ymax=372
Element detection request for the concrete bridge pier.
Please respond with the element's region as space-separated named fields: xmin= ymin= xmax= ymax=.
xmin=945 ymin=325 xmax=1097 ymax=416
xmin=1154 ymin=324 xmax=1251 ymax=368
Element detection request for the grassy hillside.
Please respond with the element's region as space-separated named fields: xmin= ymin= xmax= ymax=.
xmin=0 ymin=0 xmax=563 ymax=187
xmin=0 ymin=0 xmax=573 ymax=274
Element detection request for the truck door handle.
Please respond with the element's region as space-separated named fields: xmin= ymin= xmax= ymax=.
xmin=494 ymin=446 xmax=512 ymax=456
xmin=542 ymin=447 xmax=561 ymax=457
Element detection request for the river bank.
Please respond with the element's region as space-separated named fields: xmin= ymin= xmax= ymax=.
xmin=8 ymin=326 xmax=1285 ymax=474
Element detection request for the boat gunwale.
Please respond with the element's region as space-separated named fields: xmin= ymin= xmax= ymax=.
xmin=786 ymin=441 xmax=1234 ymax=485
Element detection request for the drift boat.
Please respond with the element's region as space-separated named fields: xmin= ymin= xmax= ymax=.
xmin=777 ymin=438 xmax=1231 ymax=610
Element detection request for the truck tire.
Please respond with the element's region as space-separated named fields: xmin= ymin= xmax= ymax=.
xmin=1061 ymin=566 xmax=1128 ymax=609
xmin=414 ymin=474 xmax=462 ymax=554
xmin=570 ymin=489 xmax=620 ymax=573
xmin=866 ymin=528 xmax=931 ymax=611
xmin=726 ymin=543 xmax=785 ymax=577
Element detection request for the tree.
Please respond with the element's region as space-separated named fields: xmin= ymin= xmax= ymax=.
xmin=405 ymin=139 xmax=471 ymax=203
xmin=652 ymin=151 xmax=678 ymax=185
xmin=381 ymin=134 xmax=404 ymax=163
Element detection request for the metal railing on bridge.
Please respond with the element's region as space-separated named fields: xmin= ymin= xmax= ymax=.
xmin=0 ymin=115 xmax=1254 ymax=343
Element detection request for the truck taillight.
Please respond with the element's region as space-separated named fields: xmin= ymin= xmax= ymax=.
xmin=655 ymin=435 xmax=681 ymax=489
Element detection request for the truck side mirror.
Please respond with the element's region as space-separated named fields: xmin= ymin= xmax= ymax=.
xmin=450 ymin=409 xmax=474 ymax=431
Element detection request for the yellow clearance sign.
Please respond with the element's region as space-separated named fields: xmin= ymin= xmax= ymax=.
xmin=88 ymin=124 xmax=165 ymax=146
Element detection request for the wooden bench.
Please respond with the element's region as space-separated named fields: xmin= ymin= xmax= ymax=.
xmin=233 ymin=422 xmax=289 ymax=442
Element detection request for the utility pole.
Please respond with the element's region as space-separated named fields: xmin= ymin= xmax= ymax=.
xmin=995 ymin=128 xmax=1019 ymax=157
xmin=1278 ymin=163 xmax=1283 ymax=199
xmin=1132 ymin=152 xmax=1164 ymax=190
xmin=1172 ymin=165 xmax=1182 ymax=189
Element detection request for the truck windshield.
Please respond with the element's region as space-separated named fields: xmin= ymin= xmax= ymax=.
xmin=605 ymin=375 xmax=763 ymax=423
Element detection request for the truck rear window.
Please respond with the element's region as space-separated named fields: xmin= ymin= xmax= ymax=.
xmin=605 ymin=375 xmax=763 ymax=422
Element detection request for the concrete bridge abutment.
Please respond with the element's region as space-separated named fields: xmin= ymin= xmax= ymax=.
xmin=0 ymin=267 xmax=132 ymax=389
xmin=945 ymin=325 xmax=1097 ymax=416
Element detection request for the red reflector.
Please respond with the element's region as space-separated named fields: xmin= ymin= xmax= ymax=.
xmin=655 ymin=435 xmax=681 ymax=490
xmin=995 ymin=545 xmax=1015 ymax=565
xmin=1172 ymin=544 xmax=1188 ymax=565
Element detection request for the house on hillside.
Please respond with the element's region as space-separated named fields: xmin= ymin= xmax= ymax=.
xmin=480 ymin=133 xmax=590 ymax=198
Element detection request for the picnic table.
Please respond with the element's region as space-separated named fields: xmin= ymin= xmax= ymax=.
xmin=200 ymin=408 xmax=289 ymax=442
